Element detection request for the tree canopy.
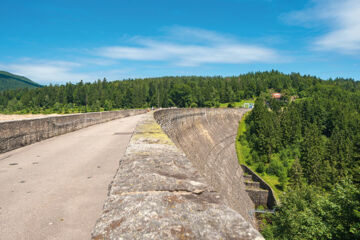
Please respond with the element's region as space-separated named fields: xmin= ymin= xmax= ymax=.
xmin=1 ymin=70 xmax=341 ymax=113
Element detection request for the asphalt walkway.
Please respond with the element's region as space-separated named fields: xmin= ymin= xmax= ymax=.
xmin=0 ymin=113 xmax=145 ymax=240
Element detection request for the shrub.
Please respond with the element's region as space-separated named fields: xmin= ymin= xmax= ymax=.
xmin=190 ymin=102 xmax=198 ymax=108
xmin=228 ymin=102 xmax=235 ymax=108
xmin=251 ymin=151 xmax=259 ymax=162
xmin=245 ymin=158 xmax=253 ymax=166
xmin=267 ymin=158 xmax=285 ymax=177
xmin=278 ymin=169 xmax=287 ymax=190
xmin=256 ymin=162 xmax=266 ymax=173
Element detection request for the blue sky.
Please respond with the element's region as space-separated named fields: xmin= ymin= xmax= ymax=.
xmin=0 ymin=0 xmax=359 ymax=84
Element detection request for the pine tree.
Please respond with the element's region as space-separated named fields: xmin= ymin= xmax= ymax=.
xmin=300 ymin=123 xmax=326 ymax=186
xmin=288 ymin=158 xmax=303 ymax=189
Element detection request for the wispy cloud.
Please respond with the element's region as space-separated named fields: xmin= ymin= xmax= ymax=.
xmin=0 ymin=59 xmax=136 ymax=84
xmin=283 ymin=0 xmax=360 ymax=54
xmin=1 ymin=27 xmax=283 ymax=84
xmin=0 ymin=60 xmax=90 ymax=84
xmin=97 ymin=27 xmax=281 ymax=66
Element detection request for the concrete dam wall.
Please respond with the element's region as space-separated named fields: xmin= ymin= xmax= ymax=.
xmin=154 ymin=108 xmax=255 ymax=223
xmin=0 ymin=109 xmax=146 ymax=154
xmin=93 ymin=110 xmax=263 ymax=239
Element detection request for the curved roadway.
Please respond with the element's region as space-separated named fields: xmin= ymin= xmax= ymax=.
xmin=0 ymin=114 xmax=145 ymax=240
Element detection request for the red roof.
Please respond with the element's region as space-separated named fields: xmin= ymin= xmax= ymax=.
xmin=271 ymin=93 xmax=282 ymax=99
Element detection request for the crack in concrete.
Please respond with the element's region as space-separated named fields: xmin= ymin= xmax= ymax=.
xmin=117 ymin=189 xmax=206 ymax=196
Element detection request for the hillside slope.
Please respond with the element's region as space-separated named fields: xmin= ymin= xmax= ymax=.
xmin=0 ymin=71 xmax=41 ymax=91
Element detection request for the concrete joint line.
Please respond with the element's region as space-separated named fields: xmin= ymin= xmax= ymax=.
xmin=117 ymin=189 xmax=206 ymax=196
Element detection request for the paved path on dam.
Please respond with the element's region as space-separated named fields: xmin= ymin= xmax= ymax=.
xmin=0 ymin=113 xmax=145 ymax=240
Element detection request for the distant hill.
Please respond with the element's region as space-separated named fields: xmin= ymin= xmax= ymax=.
xmin=0 ymin=71 xmax=42 ymax=91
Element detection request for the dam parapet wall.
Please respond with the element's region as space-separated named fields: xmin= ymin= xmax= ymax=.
xmin=0 ymin=109 xmax=146 ymax=153
xmin=154 ymin=108 xmax=255 ymax=223
xmin=92 ymin=112 xmax=264 ymax=239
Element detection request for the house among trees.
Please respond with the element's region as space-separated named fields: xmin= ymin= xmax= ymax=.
xmin=271 ymin=92 xmax=282 ymax=99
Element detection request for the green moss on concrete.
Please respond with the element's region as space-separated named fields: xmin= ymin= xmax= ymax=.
xmin=132 ymin=113 xmax=174 ymax=145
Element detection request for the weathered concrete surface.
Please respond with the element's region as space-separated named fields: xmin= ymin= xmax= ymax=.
xmin=245 ymin=189 xmax=269 ymax=209
xmin=0 ymin=109 xmax=146 ymax=154
xmin=92 ymin=112 xmax=263 ymax=240
xmin=154 ymin=108 xmax=256 ymax=224
xmin=242 ymin=165 xmax=277 ymax=209
xmin=0 ymin=113 xmax=61 ymax=122
xmin=0 ymin=114 xmax=145 ymax=240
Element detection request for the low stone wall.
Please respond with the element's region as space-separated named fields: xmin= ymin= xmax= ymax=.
xmin=154 ymin=108 xmax=256 ymax=225
xmin=0 ymin=109 xmax=146 ymax=153
xmin=92 ymin=112 xmax=264 ymax=239
xmin=245 ymin=189 xmax=269 ymax=209
xmin=241 ymin=165 xmax=277 ymax=209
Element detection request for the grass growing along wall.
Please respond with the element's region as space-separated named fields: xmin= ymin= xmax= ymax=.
xmin=235 ymin=111 xmax=281 ymax=201
xmin=219 ymin=99 xmax=255 ymax=108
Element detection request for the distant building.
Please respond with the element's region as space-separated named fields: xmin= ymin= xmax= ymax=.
xmin=243 ymin=103 xmax=254 ymax=109
xmin=271 ymin=93 xmax=282 ymax=99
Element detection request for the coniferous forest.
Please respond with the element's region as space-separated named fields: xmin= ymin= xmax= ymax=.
xmin=0 ymin=70 xmax=359 ymax=239
xmin=0 ymin=70 xmax=347 ymax=113
xmin=242 ymin=80 xmax=360 ymax=239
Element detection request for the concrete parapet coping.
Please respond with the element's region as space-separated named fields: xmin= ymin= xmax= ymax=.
xmin=92 ymin=112 xmax=264 ymax=240
xmin=0 ymin=109 xmax=147 ymax=154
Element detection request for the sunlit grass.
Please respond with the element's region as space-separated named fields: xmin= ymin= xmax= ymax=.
xmin=235 ymin=112 xmax=281 ymax=200
xmin=219 ymin=99 xmax=255 ymax=108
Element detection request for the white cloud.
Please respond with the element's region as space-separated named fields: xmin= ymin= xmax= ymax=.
xmin=283 ymin=0 xmax=360 ymax=54
xmin=163 ymin=26 xmax=236 ymax=44
xmin=97 ymin=27 xmax=280 ymax=66
xmin=0 ymin=60 xmax=90 ymax=84
xmin=0 ymin=27 xmax=282 ymax=84
xmin=0 ymin=59 xmax=137 ymax=84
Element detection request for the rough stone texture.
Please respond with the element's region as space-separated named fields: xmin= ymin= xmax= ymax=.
xmin=92 ymin=112 xmax=264 ymax=240
xmin=154 ymin=108 xmax=256 ymax=224
xmin=0 ymin=109 xmax=146 ymax=153
xmin=245 ymin=189 xmax=269 ymax=208
xmin=241 ymin=165 xmax=277 ymax=209
xmin=244 ymin=180 xmax=261 ymax=189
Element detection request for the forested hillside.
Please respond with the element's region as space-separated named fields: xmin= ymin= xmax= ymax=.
xmin=1 ymin=70 xmax=356 ymax=113
xmin=0 ymin=71 xmax=42 ymax=91
xmin=0 ymin=70 xmax=359 ymax=239
xmin=240 ymin=80 xmax=360 ymax=239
